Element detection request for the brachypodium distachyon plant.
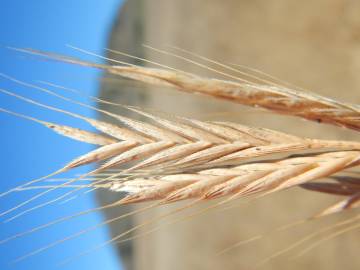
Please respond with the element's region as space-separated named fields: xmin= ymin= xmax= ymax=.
xmin=0 ymin=45 xmax=359 ymax=267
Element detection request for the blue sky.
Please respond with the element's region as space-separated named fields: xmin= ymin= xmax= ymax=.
xmin=0 ymin=1 xmax=124 ymax=269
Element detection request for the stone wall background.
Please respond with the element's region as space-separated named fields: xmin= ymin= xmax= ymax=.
xmin=97 ymin=1 xmax=360 ymax=269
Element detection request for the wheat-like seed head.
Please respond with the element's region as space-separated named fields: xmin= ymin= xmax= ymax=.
xmin=1 ymin=47 xmax=359 ymax=266
xmin=1 ymin=90 xmax=358 ymax=218
xmin=11 ymin=47 xmax=360 ymax=131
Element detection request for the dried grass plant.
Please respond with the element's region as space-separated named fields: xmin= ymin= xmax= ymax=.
xmin=0 ymin=46 xmax=359 ymax=267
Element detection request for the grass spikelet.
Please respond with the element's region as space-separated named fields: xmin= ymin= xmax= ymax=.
xmin=1 ymin=91 xmax=359 ymax=220
xmin=9 ymin=47 xmax=360 ymax=131
xmin=1 ymin=46 xmax=360 ymax=268
xmin=0 ymin=107 xmax=116 ymax=146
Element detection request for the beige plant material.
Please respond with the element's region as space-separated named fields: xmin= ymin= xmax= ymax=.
xmin=114 ymin=151 xmax=360 ymax=204
xmin=0 ymin=108 xmax=117 ymax=146
xmin=11 ymin=48 xmax=360 ymax=131
xmin=1 ymin=85 xmax=359 ymax=178
xmin=1 ymin=86 xmax=359 ymax=219
xmin=1 ymin=47 xmax=360 ymax=266
xmin=314 ymin=193 xmax=360 ymax=218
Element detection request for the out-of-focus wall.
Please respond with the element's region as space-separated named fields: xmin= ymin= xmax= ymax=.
xmin=98 ymin=1 xmax=360 ymax=269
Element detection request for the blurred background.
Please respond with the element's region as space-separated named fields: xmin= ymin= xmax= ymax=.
xmin=0 ymin=1 xmax=123 ymax=270
xmin=1 ymin=0 xmax=360 ymax=270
